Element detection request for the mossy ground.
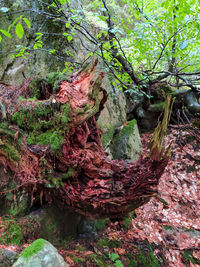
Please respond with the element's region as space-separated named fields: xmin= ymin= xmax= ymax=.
xmin=61 ymin=234 xmax=165 ymax=267
xmin=0 ymin=216 xmax=23 ymax=245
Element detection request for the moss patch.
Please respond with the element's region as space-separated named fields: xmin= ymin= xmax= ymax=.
xmin=20 ymin=238 xmax=46 ymax=259
xmin=94 ymin=218 xmax=109 ymax=231
xmin=0 ymin=216 xmax=23 ymax=245
xmin=0 ymin=122 xmax=21 ymax=162
xmin=128 ymin=244 xmax=162 ymax=267
xmin=101 ymin=126 xmax=115 ymax=147
xmin=11 ymin=100 xmax=71 ymax=152
xmin=149 ymin=102 xmax=166 ymax=112
xmin=97 ymin=238 xmax=121 ymax=249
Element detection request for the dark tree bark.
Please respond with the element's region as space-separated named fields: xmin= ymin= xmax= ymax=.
xmin=0 ymin=59 xmax=170 ymax=219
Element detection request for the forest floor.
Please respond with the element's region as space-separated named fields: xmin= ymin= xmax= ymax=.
xmin=0 ymin=127 xmax=200 ymax=266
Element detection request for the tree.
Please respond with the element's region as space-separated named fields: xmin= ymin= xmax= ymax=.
xmin=1 ymin=0 xmax=200 ymax=90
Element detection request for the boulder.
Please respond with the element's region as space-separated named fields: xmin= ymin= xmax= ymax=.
xmin=12 ymin=239 xmax=68 ymax=267
xmin=0 ymin=249 xmax=18 ymax=267
xmin=109 ymin=119 xmax=142 ymax=161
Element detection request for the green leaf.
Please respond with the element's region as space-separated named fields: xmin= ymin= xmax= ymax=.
xmin=33 ymin=43 xmax=42 ymax=49
xmin=49 ymin=49 xmax=56 ymax=54
xmin=58 ymin=0 xmax=67 ymax=5
xmin=114 ymin=260 xmax=124 ymax=267
xmin=15 ymin=23 xmax=24 ymax=39
xmin=67 ymin=35 xmax=73 ymax=42
xmin=0 ymin=35 xmax=2 ymax=42
xmin=0 ymin=29 xmax=12 ymax=39
xmin=35 ymin=32 xmax=43 ymax=40
xmin=109 ymin=253 xmax=120 ymax=262
xmin=23 ymin=17 xmax=31 ymax=29
xmin=12 ymin=17 xmax=20 ymax=26
xmin=65 ymin=22 xmax=70 ymax=28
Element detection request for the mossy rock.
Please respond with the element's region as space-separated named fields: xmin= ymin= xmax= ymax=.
xmin=31 ymin=205 xmax=81 ymax=243
xmin=13 ymin=239 xmax=68 ymax=267
xmin=110 ymin=119 xmax=142 ymax=161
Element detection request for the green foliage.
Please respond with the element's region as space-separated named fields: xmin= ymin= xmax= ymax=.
xmin=181 ymin=250 xmax=200 ymax=265
xmin=97 ymin=238 xmax=121 ymax=249
xmin=0 ymin=122 xmax=21 ymax=162
xmin=88 ymin=253 xmax=108 ymax=266
xmin=94 ymin=218 xmax=109 ymax=231
xmin=0 ymin=15 xmax=31 ymax=43
xmin=128 ymin=245 xmax=161 ymax=267
xmin=20 ymin=238 xmax=46 ymax=259
xmin=73 ymin=256 xmax=86 ymax=263
xmin=0 ymin=217 xmax=23 ymax=245
xmin=109 ymin=253 xmax=120 ymax=261
xmin=0 ymin=142 xmax=21 ymax=162
xmin=162 ymin=225 xmax=174 ymax=231
xmin=123 ymin=211 xmax=135 ymax=231
xmin=11 ymin=99 xmax=71 ymax=152
xmin=1 ymin=0 xmax=200 ymax=91
xmin=15 ymin=23 xmax=24 ymax=39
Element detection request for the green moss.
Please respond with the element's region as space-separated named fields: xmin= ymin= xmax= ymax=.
xmin=120 ymin=119 xmax=136 ymax=136
xmin=181 ymin=250 xmax=200 ymax=265
xmin=0 ymin=122 xmax=21 ymax=163
xmin=94 ymin=218 xmax=109 ymax=231
xmin=101 ymin=127 xmax=115 ymax=147
xmin=149 ymin=102 xmax=166 ymax=112
xmin=162 ymin=225 xmax=174 ymax=231
xmin=123 ymin=211 xmax=135 ymax=231
xmin=97 ymin=238 xmax=121 ymax=249
xmin=128 ymin=245 xmax=161 ymax=267
xmin=27 ymin=130 xmax=64 ymax=152
xmin=73 ymin=256 xmax=86 ymax=263
xmin=88 ymin=254 xmax=105 ymax=266
xmin=11 ymin=101 xmax=71 ymax=152
xmin=61 ymin=167 xmax=74 ymax=179
xmin=46 ymin=72 xmax=67 ymax=92
xmin=76 ymin=245 xmax=86 ymax=252
xmin=0 ymin=142 xmax=21 ymax=162
xmin=0 ymin=217 xmax=23 ymax=245
xmin=20 ymin=238 xmax=46 ymax=259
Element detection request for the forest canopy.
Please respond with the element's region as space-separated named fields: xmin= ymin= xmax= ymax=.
xmin=0 ymin=0 xmax=200 ymax=95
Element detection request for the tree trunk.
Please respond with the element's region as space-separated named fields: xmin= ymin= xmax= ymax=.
xmin=0 ymin=59 xmax=170 ymax=219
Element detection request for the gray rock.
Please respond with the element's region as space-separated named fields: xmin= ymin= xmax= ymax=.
xmin=12 ymin=239 xmax=68 ymax=267
xmin=97 ymin=77 xmax=127 ymax=150
xmin=0 ymin=249 xmax=18 ymax=267
xmin=110 ymin=119 xmax=142 ymax=161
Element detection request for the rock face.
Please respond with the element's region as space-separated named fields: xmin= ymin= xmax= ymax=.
xmin=110 ymin=119 xmax=142 ymax=161
xmin=30 ymin=205 xmax=81 ymax=242
xmin=12 ymin=239 xmax=68 ymax=267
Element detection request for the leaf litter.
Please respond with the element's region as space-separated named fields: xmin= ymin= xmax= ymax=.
xmin=0 ymin=127 xmax=200 ymax=266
